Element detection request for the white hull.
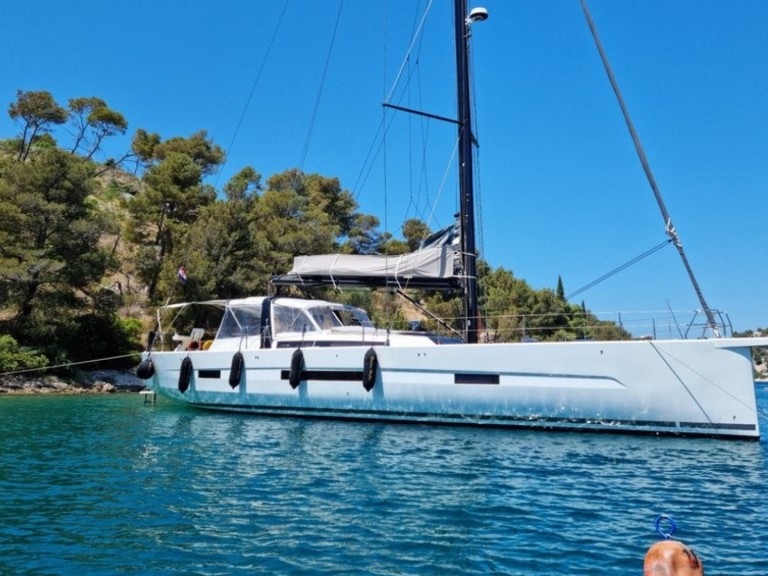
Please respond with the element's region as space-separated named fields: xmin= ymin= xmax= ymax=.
xmin=137 ymin=4 xmax=766 ymax=441
xmin=142 ymin=337 xmax=764 ymax=439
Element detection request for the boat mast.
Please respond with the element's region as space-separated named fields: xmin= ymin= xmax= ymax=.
xmin=454 ymin=1 xmax=486 ymax=344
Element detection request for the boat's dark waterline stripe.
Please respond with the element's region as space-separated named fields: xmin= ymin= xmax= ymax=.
xmin=679 ymin=421 xmax=756 ymax=431
xmin=186 ymin=402 xmax=757 ymax=439
xmin=198 ymin=370 xmax=221 ymax=379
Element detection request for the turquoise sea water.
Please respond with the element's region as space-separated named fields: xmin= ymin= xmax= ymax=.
xmin=1 ymin=386 xmax=767 ymax=575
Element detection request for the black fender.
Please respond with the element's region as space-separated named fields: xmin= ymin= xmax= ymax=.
xmin=136 ymin=358 xmax=155 ymax=380
xmin=289 ymin=348 xmax=304 ymax=389
xmin=362 ymin=347 xmax=378 ymax=392
xmin=229 ymin=351 xmax=244 ymax=389
xmin=178 ymin=356 xmax=193 ymax=393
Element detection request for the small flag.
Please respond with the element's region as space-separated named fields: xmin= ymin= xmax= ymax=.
xmin=177 ymin=265 xmax=187 ymax=284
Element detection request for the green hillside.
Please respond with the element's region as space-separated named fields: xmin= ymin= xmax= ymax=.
xmin=0 ymin=90 xmax=632 ymax=375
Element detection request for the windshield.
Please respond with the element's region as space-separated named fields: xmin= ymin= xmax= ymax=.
xmin=272 ymin=304 xmax=317 ymax=334
xmin=331 ymin=306 xmax=374 ymax=328
xmin=309 ymin=307 xmax=343 ymax=329
xmin=217 ymin=306 xmax=262 ymax=339
xmin=271 ymin=303 xmax=374 ymax=335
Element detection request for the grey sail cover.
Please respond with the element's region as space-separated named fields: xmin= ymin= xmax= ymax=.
xmin=271 ymin=246 xmax=461 ymax=290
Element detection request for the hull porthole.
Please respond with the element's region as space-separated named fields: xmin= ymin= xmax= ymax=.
xmin=178 ymin=357 xmax=193 ymax=393
xmin=289 ymin=349 xmax=304 ymax=389
xmin=136 ymin=358 xmax=155 ymax=380
xmin=362 ymin=347 xmax=378 ymax=392
xmin=229 ymin=351 xmax=244 ymax=389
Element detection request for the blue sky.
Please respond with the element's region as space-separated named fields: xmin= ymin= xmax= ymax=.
xmin=2 ymin=1 xmax=767 ymax=334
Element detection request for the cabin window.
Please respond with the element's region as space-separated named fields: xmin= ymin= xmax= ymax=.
xmin=217 ymin=306 xmax=262 ymax=339
xmin=272 ymin=304 xmax=316 ymax=334
xmin=333 ymin=307 xmax=374 ymax=328
xmin=309 ymin=307 xmax=343 ymax=329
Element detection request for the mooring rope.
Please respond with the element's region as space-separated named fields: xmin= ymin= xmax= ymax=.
xmin=0 ymin=353 xmax=141 ymax=378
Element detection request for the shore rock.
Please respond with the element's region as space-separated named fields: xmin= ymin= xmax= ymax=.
xmin=0 ymin=370 xmax=145 ymax=395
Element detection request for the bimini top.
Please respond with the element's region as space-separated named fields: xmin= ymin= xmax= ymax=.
xmin=271 ymin=245 xmax=462 ymax=290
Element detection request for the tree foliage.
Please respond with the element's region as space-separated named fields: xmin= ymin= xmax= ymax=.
xmin=251 ymin=169 xmax=351 ymax=276
xmin=0 ymin=90 xmax=132 ymax=367
xmin=68 ymin=96 xmax=128 ymax=160
xmin=345 ymin=213 xmax=383 ymax=255
xmin=8 ymin=90 xmax=68 ymax=161
xmin=402 ymin=218 xmax=432 ymax=251
xmin=0 ymin=334 xmax=49 ymax=373
xmin=0 ymin=148 xmax=109 ymax=319
xmin=124 ymin=132 xmax=222 ymax=300
xmin=0 ymin=88 xmax=637 ymax=373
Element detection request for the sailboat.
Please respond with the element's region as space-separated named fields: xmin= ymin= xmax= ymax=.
xmin=138 ymin=1 xmax=767 ymax=439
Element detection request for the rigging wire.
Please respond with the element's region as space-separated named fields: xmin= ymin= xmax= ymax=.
xmin=414 ymin=105 xmax=435 ymax=227
xmin=352 ymin=0 xmax=436 ymax=218
xmin=352 ymin=54 xmax=427 ymax=201
xmin=299 ymin=0 xmax=345 ymax=170
xmin=383 ymin=0 xmax=436 ymax=105
xmin=214 ymin=0 xmax=291 ymax=188
xmin=351 ymin=116 xmax=386 ymax=200
xmin=406 ymin=4 xmax=435 ymax=230
xmin=567 ymin=238 xmax=673 ymax=300
xmin=423 ymin=136 xmax=460 ymax=231
xmin=580 ymin=0 xmax=720 ymax=336
xmin=378 ymin=0 xmax=433 ymax=330
xmin=354 ymin=1 xmax=462 ymax=245
xmin=389 ymin=0 xmax=453 ymax=232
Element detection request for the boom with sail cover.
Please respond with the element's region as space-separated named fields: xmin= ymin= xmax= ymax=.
xmin=272 ymin=246 xmax=461 ymax=290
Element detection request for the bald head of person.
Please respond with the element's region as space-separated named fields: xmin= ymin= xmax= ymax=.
xmin=643 ymin=540 xmax=703 ymax=576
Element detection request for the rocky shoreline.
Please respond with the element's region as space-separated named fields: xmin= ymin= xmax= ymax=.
xmin=0 ymin=370 xmax=146 ymax=395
